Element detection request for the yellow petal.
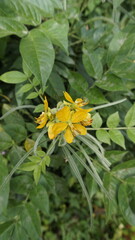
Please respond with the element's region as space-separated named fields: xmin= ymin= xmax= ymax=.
xmin=51 ymin=122 xmax=68 ymax=138
xmin=64 ymin=126 xmax=74 ymax=143
xmin=73 ymin=124 xmax=87 ymax=135
xmin=36 ymin=113 xmax=47 ymax=128
xmin=63 ymin=92 xmax=74 ymax=103
xmin=75 ymin=98 xmax=88 ymax=107
xmin=71 ymin=110 xmax=87 ymax=123
xmin=36 ymin=112 xmax=46 ymax=121
xmin=35 ymin=112 xmax=45 ymax=123
xmin=48 ymin=123 xmax=55 ymax=139
xmin=82 ymin=108 xmax=93 ymax=113
xmin=44 ymin=96 xmax=48 ymax=111
xmin=56 ymin=106 xmax=71 ymax=122
xmin=36 ymin=121 xmax=47 ymax=129
xmin=81 ymin=113 xmax=93 ymax=126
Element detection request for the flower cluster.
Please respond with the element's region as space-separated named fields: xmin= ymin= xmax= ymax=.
xmin=35 ymin=92 xmax=93 ymax=143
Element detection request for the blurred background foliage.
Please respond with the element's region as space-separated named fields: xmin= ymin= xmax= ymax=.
xmin=0 ymin=0 xmax=135 ymax=239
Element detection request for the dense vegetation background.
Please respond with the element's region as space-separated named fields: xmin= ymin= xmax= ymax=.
xmin=0 ymin=0 xmax=135 ymax=239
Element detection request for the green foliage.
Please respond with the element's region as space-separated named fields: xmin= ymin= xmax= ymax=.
xmin=96 ymin=129 xmax=110 ymax=145
xmin=40 ymin=19 xmax=69 ymax=54
xmin=0 ymin=71 xmax=27 ymax=84
xmin=125 ymin=103 xmax=135 ymax=127
xmin=0 ymin=17 xmax=28 ymax=37
xmin=0 ymin=156 xmax=9 ymax=214
xmin=0 ymin=0 xmax=135 ymax=239
xmin=109 ymin=130 xmax=125 ymax=149
xmin=118 ymin=177 xmax=135 ymax=225
xmin=83 ymin=49 xmax=103 ymax=80
xmin=21 ymin=151 xmax=51 ymax=184
xmin=107 ymin=112 xmax=120 ymax=128
xmin=92 ymin=113 xmax=102 ymax=128
xmin=20 ymin=29 xmax=55 ymax=89
xmin=0 ymin=132 xmax=13 ymax=151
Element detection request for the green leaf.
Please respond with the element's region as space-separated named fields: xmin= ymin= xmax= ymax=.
xmin=22 ymin=61 xmax=32 ymax=78
xmin=26 ymin=122 xmax=37 ymax=133
xmin=113 ymin=0 xmax=124 ymax=8
xmin=20 ymin=29 xmax=55 ymax=89
xmin=21 ymin=203 xmax=41 ymax=239
xmin=11 ymin=175 xmax=33 ymax=195
xmin=30 ymin=185 xmax=49 ymax=214
xmin=18 ymin=83 xmax=33 ymax=93
xmin=103 ymin=173 xmax=118 ymax=220
xmin=27 ymin=0 xmax=54 ymax=17
xmin=20 ymin=162 xmax=37 ymax=171
xmin=0 ymin=71 xmax=27 ymax=84
xmin=110 ymin=34 xmax=135 ymax=80
xmin=26 ymin=92 xmax=38 ymax=99
xmin=112 ymin=160 xmax=135 ymax=180
xmin=8 ymin=146 xmax=26 ymax=166
xmin=10 ymin=223 xmax=29 ymax=240
xmin=96 ymin=73 xmax=126 ymax=91
xmin=86 ymin=87 xmax=108 ymax=104
xmin=92 ymin=113 xmax=102 ymax=128
xmin=28 ymin=155 xmax=41 ymax=162
xmin=107 ymin=31 xmax=127 ymax=66
xmin=113 ymin=160 xmax=135 ymax=172
xmin=4 ymin=124 xmax=27 ymax=143
xmin=125 ymin=104 xmax=135 ymax=127
xmin=33 ymin=77 xmax=40 ymax=87
xmin=0 ymin=17 xmax=27 ymax=38
xmin=68 ymin=71 xmax=88 ymax=95
xmin=83 ymin=50 xmax=103 ymax=80
xmin=45 ymin=155 xmax=51 ymax=167
xmin=2 ymin=0 xmax=42 ymax=26
xmin=63 ymin=146 xmax=93 ymax=223
xmin=0 ymin=156 xmax=10 ymax=214
xmin=34 ymin=104 xmax=44 ymax=113
xmin=109 ymin=130 xmax=125 ymax=149
xmin=88 ymin=0 xmax=100 ymax=12
xmin=2 ymin=104 xmax=25 ymax=126
xmin=40 ymin=19 xmax=69 ymax=54
xmin=46 ymin=72 xmax=65 ymax=100
xmin=33 ymin=165 xmax=42 ymax=185
xmin=85 ymin=173 xmax=98 ymax=198
xmin=118 ymin=177 xmax=135 ymax=226
xmin=96 ymin=130 xmax=110 ymax=145
xmin=0 ymin=220 xmax=14 ymax=235
xmin=37 ymin=151 xmax=46 ymax=157
xmin=107 ymin=112 xmax=120 ymax=128
xmin=127 ymin=129 xmax=135 ymax=143
xmin=105 ymin=150 xmax=127 ymax=164
xmin=0 ymin=132 xmax=13 ymax=151
xmin=51 ymin=0 xmax=63 ymax=9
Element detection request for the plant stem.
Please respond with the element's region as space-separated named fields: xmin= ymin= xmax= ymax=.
xmin=87 ymin=127 xmax=135 ymax=131
xmin=0 ymin=105 xmax=35 ymax=121
xmin=63 ymin=0 xmax=66 ymax=11
xmin=93 ymin=98 xmax=127 ymax=110
xmin=69 ymin=39 xmax=84 ymax=46
xmin=95 ymin=160 xmax=126 ymax=184
xmin=28 ymin=78 xmax=44 ymax=102
xmin=81 ymin=16 xmax=116 ymax=26
xmin=33 ymin=128 xmax=48 ymax=155
xmin=107 ymin=0 xmax=135 ymax=22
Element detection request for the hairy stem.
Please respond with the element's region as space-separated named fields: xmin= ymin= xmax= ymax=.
xmin=87 ymin=127 xmax=135 ymax=131
xmin=0 ymin=105 xmax=35 ymax=120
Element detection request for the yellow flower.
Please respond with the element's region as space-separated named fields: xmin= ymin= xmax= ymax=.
xmin=81 ymin=113 xmax=93 ymax=126
xmin=64 ymin=91 xmax=87 ymax=106
xmin=63 ymin=91 xmax=93 ymax=112
xmin=35 ymin=97 xmax=49 ymax=129
xmin=49 ymin=106 xmax=88 ymax=143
